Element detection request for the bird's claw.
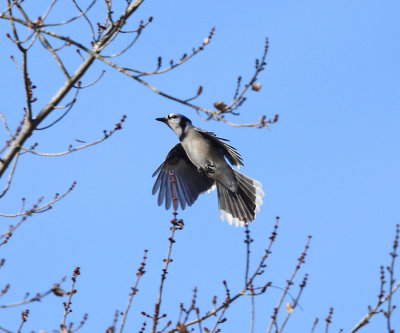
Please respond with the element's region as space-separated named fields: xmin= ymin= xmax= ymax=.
xmin=197 ymin=162 xmax=216 ymax=175
xmin=205 ymin=162 xmax=216 ymax=174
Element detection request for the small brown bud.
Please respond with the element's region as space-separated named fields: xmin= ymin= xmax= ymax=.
xmin=52 ymin=284 xmax=66 ymax=297
xmin=213 ymin=101 xmax=227 ymax=112
xmin=177 ymin=322 xmax=189 ymax=333
xmin=285 ymin=302 xmax=293 ymax=313
xmin=34 ymin=16 xmax=43 ymax=27
xmin=60 ymin=327 xmax=69 ymax=333
xmin=251 ymin=82 xmax=262 ymax=91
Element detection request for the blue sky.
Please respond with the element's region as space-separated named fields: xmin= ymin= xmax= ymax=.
xmin=0 ymin=0 xmax=400 ymax=332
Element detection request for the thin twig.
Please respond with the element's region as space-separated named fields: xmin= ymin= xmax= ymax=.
xmin=76 ymin=70 xmax=105 ymax=88
xmin=0 ymin=277 xmax=65 ymax=308
xmin=42 ymin=0 xmax=97 ymax=27
xmin=349 ymin=225 xmax=400 ymax=333
xmin=41 ymin=0 xmax=58 ymax=22
xmin=23 ymin=114 xmax=125 ymax=153
xmin=16 ymin=309 xmax=29 ymax=333
xmin=386 ymin=224 xmax=399 ymax=332
xmin=38 ymin=33 xmax=70 ymax=79
xmin=72 ymin=0 xmax=95 ymax=41
xmin=166 ymin=218 xmax=280 ymax=333
xmin=104 ymin=17 xmax=153 ymax=58
xmin=0 ymin=181 xmax=76 ymax=218
xmin=0 ymin=325 xmax=12 ymax=333
xmin=71 ymin=313 xmax=88 ymax=333
xmin=61 ymin=267 xmax=81 ymax=329
xmin=0 ymin=0 xmax=144 ymax=181
xmin=119 ymin=249 xmax=148 ymax=333
xmin=35 ymin=88 xmax=80 ymax=130
xmin=151 ymin=173 xmax=183 ymax=333
xmin=244 ymin=224 xmax=252 ymax=285
xmin=14 ymin=23 xmax=274 ymax=129
xmin=209 ymin=304 xmax=227 ymax=333
xmin=310 ymin=318 xmax=319 ymax=333
xmin=208 ymin=281 xmax=230 ymax=333
xmin=324 ymin=307 xmax=333 ymax=333
xmin=0 ymin=151 xmax=20 ymax=198
xmin=266 ymin=235 xmax=312 ymax=333
xmin=249 ymin=284 xmax=255 ymax=333
xmin=0 ymin=112 xmax=14 ymax=138
xmin=278 ymin=274 xmax=308 ymax=333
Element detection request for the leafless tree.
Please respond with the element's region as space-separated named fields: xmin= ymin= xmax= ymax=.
xmin=0 ymin=1 xmax=398 ymax=333
xmin=0 ymin=0 xmax=277 ymax=242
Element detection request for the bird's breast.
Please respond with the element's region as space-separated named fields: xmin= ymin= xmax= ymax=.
xmin=181 ymin=132 xmax=221 ymax=168
xmin=182 ymin=136 xmax=213 ymax=168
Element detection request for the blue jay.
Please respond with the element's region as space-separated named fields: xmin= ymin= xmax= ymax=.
xmin=152 ymin=113 xmax=264 ymax=226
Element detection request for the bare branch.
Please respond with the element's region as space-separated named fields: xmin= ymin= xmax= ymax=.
xmin=6 ymin=0 xmax=24 ymax=52
xmin=324 ymin=307 xmax=334 ymax=333
xmin=38 ymin=33 xmax=71 ymax=79
xmin=166 ymin=218 xmax=280 ymax=333
xmin=266 ymin=235 xmax=312 ymax=333
xmin=0 ymin=181 xmax=76 ymax=218
xmin=21 ymin=50 xmax=33 ymax=121
xmin=244 ymin=224 xmax=252 ymax=285
xmin=14 ymin=24 xmax=274 ymax=129
xmin=23 ymin=114 xmax=125 ymax=155
xmin=104 ymin=17 xmax=153 ymax=58
xmin=0 ymin=324 xmax=13 ymax=333
xmin=41 ymin=0 xmax=58 ymax=22
xmin=0 ymin=151 xmax=20 ymax=198
xmin=0 ymin=0 xmax=144 ymax=180
xmin=0 ymin=112 xmax=14 ymax=139
xmin=0 ymin=276 xmax=66 ymax=309
xmin=310 ymin=318 xmax=319 ymax=333
xmin=223 ymin=38 xmax=269 ymax=113
xmin=15 ymin=309 xmax=29 ymax=333
xmin=42 ymin=0 xmax=97 ymax=27
xmin=71 ymin=313 xmax=89 ymax=333
xmin=278 ymin=274 xmax=309 ymax=333
xmin=0 ymin=0 xmax=19 ymax=17
xmin=151 ymin=173 xmax=184 ymax=333
xmin=76 ymin=69 xmax=105 ymax=89
xmin=350 ymin=224 xmax=400 ymax=333
xmin=35 ymin=88 xmax=80 ymax=131
xmin=249 ymin=285 xmax=255 ymax=333
xmin=72 ymin=0 xmax=96 ymax=41
xmin=61 ymin=267 xmax=81 ymax=329
xmin=119 ymin=249 xmax=148 ymax=333
xmin=386 ymin=224 xmax=399 ymax=332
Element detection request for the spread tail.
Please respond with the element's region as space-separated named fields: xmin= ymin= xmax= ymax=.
xmin=216 ymin=170 xmax=264 ymax=227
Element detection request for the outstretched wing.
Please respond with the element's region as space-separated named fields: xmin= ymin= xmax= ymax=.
xmin=152 ymin=143 xmax=215 ymax=210
xmin=195 ymin=128 xmax=243 ymax=167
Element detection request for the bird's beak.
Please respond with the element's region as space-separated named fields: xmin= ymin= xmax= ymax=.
xmin=156 ymin=117 xmax=168 ymax=123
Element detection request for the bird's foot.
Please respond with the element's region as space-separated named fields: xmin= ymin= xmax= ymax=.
xmin=204 ymin=162 xmax=216 ymax=174
xmin=197 ymin=162 xmax=216 ymax=175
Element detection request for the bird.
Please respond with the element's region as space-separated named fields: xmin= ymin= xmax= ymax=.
xmin=152 ymin=113 xmax=264 ymax=226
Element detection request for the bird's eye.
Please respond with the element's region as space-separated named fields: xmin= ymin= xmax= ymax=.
xmin=171 ymin=115 xmax=177 ymax=119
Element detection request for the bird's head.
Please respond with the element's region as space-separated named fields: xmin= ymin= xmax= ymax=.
xmin=156 ymin=113 xmax=192 ymax=139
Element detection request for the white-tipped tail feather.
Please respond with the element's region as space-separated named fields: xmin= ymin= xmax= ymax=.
xmin=217 ymin=170 xmax=264 ymax=227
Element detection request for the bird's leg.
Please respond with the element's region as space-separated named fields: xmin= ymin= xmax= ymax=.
xmin=204 ymin=161 xmax=216 ymax=174
xmin=197 ymin=162 xmax=216 ymax=175
xmin=197 ymin=166 xmax=206 ymax=175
